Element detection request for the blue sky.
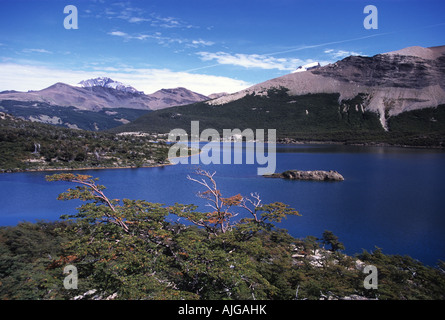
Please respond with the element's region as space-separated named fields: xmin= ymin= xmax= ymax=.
xmin=0 ymin=0 xmax=444 ymax=95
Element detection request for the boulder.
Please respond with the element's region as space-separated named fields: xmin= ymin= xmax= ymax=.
xmin=265 ymin=170 xmax=344 ymax=181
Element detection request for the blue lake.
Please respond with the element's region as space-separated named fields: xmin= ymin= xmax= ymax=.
xmin=1 ymin=143 xmax=444 ymax=266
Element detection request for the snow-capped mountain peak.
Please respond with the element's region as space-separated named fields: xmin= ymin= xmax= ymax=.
xmin=292 ymin=62 xmax=321 ymax=73
xmin=78 ymin=77 xmax=144 ymax=94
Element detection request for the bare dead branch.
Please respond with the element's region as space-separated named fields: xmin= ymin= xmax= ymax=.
xmin=70 ymin=177 xmax=129 ymax=232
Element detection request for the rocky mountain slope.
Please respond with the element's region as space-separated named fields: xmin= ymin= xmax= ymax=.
xmin=146 ymin=87 xmax=210 ymax=110
xmin=207 ymin=45 xmax=445 ymax=130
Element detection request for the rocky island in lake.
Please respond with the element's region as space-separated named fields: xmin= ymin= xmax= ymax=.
xmin=265 ymin=170 xmax=344 ymax=181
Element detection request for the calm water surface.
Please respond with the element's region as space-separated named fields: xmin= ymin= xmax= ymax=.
xmin=1 ymin=143 xmax=444 ymax=266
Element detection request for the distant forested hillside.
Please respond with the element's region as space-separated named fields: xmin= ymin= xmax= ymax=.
xmin=0 ymin=100 xmax=150 ymax=130
xmin=0 ymin=113 xmax=171 ymax=172
xmin=111 ymin=89 xmax=445 ymax=147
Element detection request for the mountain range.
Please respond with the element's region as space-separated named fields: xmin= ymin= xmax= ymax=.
xmin=0 ymin=78 xmax=211 ymax=130
xmin=111 ymin=45 xmax=445 ymax=147
xmin=1 ymin=45 xmax=444 ymax=146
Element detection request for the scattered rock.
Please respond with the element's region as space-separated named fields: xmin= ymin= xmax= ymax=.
xmin=264 ymin=170 xmax=344 ymax=181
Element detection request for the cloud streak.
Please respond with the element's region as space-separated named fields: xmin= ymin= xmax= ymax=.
xmin=108 ymin=29 xmax=214 ymax=48
xmin=324 ymin=49 xmax=363 ymax=59
xmin=0 ymin=63 xmax=251 ymax=96
xmin=195 ymin=44 xmax=366 ymax=72
xmin=197 ymin=51 xmax=314 ymax=71
xmin=22 ymin=48 xmax=53 ymax=54
xmin=103 ymin=2 xmax=197 ymax=29
xmin=266 ymin=33 xmax=391 ymax=56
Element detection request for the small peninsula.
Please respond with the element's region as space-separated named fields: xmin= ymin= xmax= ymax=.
xmin=264 ymin=170 xmax=345 ymax=181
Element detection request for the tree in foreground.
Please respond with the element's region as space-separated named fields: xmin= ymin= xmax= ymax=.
xmin=45 ymin=169 xmax=300 ymax=299
xmin=46 ymin=173 xmax=190 ymax=299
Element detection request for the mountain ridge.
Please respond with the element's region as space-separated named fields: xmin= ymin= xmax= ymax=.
xmin=0 ymin=79 xmax=212 ymax=130
xmin=207 ymin=45 xmax=445 ymax=130
xmin=0 ymin=79 xmax=211 ymax=111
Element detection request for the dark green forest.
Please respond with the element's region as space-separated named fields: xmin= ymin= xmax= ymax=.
xmin=1 ymin=171 xmax=444 ymax=300
xmin=111 ymin=89 xmax=445 ymax=148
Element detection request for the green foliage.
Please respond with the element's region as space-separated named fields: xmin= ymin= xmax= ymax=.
xmin=41 ymin=171 xmax=301 ymax=300
xmin=1 ymin=172 xmax=444 ymax=300
xmin=321 ymin=230 xmax=345 ymax=252
xmin=357 ymin=248 xmax=445 ymax=299
xmin=387 ymin=105 xmax=445 ymax=134
xmin=0 ymin=221 xmax=71 ymax=299
xmin=0 ymin=115 xmax=170 ymax=172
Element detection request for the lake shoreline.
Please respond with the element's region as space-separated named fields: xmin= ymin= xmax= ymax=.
xmin=171 ymin=138 xmax=444 ymax=150
xmin=0 ymin=149 xmax=202 ymax=174
xmin=1 ymin=162 xmax=173 ymax=174
xmin=276 ymin=138 xmax=445 ymax=150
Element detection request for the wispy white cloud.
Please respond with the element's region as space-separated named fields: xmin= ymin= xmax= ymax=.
xmin=148 ymin=14 xmax=196 ymax=29
xmin=108 ymin=30 xmax=214 ymax=48
xmin=190 ymin=39 xmax=215 ymax=47
xmin=100 ymin=3 xmax=207 ymax=49
xmin=108 ymin=30 xmax=158 ymax=42
xmin=102 ymin=2 xmax=196 ymax=29
xmin=108 ymin=29 xmax=178 ymax=44
xmin=22 ymin=48 xmax=53 ymax=54
xmin=196 ymin=51 xmax=313 ymax=71
xmin=108 ymin=31 xmax=129 ymax=38
xmin=128 ymin=17 xmax=149 ymax=23
xmin=152 ymin=15 xmax=181 ymax=28
xmin=0 ymin=63 xmax=251 ymax=95
xmin=324 ymin=49 xmax=363 ymax=59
